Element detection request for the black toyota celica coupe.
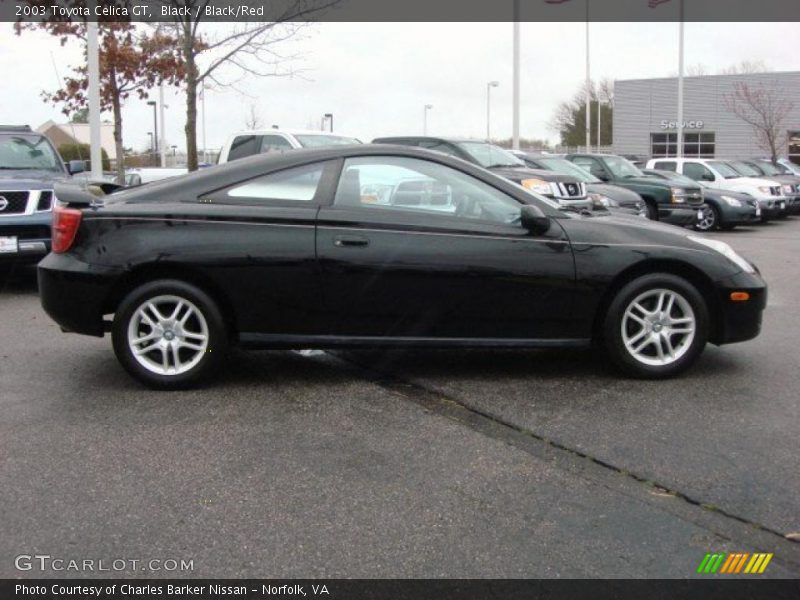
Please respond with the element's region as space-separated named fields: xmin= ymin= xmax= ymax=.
xmin=39 ymin=145 xmax=766 ymax=389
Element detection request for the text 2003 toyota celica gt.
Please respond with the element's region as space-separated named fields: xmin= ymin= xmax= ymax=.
xmin=38 ymin=145 xmax=766 ymax=389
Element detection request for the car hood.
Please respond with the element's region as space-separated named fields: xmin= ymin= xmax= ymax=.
xmin=586 ymin=183 xmax=642 ymax=204
xmin=489 ymin=166 xmax=579 ymax=184
xmin=0 ymin=169 xmax=69 ymax=189
xmin=722 ymin=176 xmax=781 ymax=188
xmin=621 ymin=176 xmax=698 ymax=191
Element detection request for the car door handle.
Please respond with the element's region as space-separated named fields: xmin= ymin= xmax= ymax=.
xmin=334 ymin=235 xmax=370 ymax=248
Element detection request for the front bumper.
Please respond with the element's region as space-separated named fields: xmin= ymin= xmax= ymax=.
xmin=659 ymin=204 xmax=701 ymax=226
xmin=38 ymin=253 xmax=121 ymax=337
xmin=0 ymin=213 xmax=52 ymax=262
xmin=719 ymin=201 xmax=760 ymax=226
xmin=712 ymin=271 xmax=767 ymax=345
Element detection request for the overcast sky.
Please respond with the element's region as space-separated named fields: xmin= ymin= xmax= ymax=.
xmin=1 ymin=22 xmax=797 ymax=154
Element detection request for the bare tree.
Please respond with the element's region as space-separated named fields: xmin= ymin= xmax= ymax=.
xmin=725 ymin=81 xmax=793 ymax=163
xmin=244 ymin=103 xmax=264 ymax=130
xmin=720 ymin=59 xmax=771 ymax=75
xmin=162 ymin=0 xmax=339 ymax=171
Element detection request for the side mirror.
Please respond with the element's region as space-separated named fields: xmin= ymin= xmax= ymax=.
xmin=702 ymin=172 xmax=715 ymax=182
xmin=520 ymin=204 xmax=551 ymax=235
xmin=591 ymin=167 xmax=609 ymax=181
xmin=67 ymin=160 xmax=85 ymax=175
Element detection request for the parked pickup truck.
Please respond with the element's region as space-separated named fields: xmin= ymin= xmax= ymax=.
xmin=0 ymin=125 xmax=120 ymax=263
xmin=218 ymin=129 xmax=361 ymax=164
xmin=566 ymin=153 xmax=704 ymax=225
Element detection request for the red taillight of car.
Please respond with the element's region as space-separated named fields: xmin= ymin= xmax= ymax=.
xmin=52 ymin=206 xmax=82 ymax=253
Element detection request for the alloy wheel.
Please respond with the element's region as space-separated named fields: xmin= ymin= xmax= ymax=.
xmin=127 ymin=295 xmax=209 ymax=376
xmin=695 ymin=205 xmax=716 ymax=231
xmin=621 ymin=288 xmax=696 ymax=367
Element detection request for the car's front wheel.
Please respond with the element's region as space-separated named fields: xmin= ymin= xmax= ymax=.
xmin=112 ymin=280 xmax=228 ymax=389
xmin=602 ymin=274 xmax=709 ymax=378
xmin=694 ymin=204 xmax=719 ymax=231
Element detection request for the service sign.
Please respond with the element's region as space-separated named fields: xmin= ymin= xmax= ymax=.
xmin=661 ymin=120 xmax=705 ymax=130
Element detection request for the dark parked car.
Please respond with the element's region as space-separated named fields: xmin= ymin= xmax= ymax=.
xmin=40 ymin=145 xmax=766 ymax=388
xmin=0 ymin=125 xmax=122 ymax=263
xmin=642 ymin=169 xmax=760 ymax=231
xmin=372 ymin=137 xmax=593 ymax=211
xmin=512 ymin=151 xmax=647 ymax=218
xmin=565 ymin=153 xmax=704 ymax=225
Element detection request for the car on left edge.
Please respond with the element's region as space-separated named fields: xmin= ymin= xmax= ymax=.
xmin=0 ymin=125 xmax=120 ymax=263
xmin=39 ymin=145 xmax=767 ymax=389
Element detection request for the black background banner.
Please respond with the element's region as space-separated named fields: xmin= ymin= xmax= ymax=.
xmin=4 ymin=0 xmax=800 ymax=23
xmin=3 ymin=579 xmax=800 ymax=600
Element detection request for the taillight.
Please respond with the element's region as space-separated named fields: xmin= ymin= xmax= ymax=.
xmin=52 ymin=206 xmax=82 ymax=253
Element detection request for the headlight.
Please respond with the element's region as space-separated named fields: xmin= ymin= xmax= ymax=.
xmin=782 ymin=184 xmax=793 ymax=195
xmin=720 ymin=195 xmax=742 ymax=207
xmin=589 ymin=192 xmax=617 ymax=208
xmin=671 ymin=187 xmax=686 ymax=203
xmin=688 ymin=235 xmax=755 ymax=274
xmin=757 ymin=186 xmax=772 ymax=195
xmin=521 ymin=178 xmax=552 ymax=195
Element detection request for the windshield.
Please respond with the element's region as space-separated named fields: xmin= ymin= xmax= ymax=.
xmin=708 ymin=161 xmax=742 ymax=179
xmin=294 ymin=134 xmax=361 ymax=147
xmin=651 ymin=171 xmax=697 ymax=187
xmin=728 ymin=161 xmax=761 ymax=177
xmin=603 ymin=155 xmax=643 ymax=178
xmin=753 ymin=161 xmax=781 ymax=176
xmin=536 ymin=157 xmax=599 ymax=183
xmin=0 ymin=134 xmax=62 ymax=172
xmin=457 ymin=142 xmax=525 ymax=169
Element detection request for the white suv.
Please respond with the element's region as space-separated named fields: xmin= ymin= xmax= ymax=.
xmin=218 ymin=129 xmax=361 ymax=164
xmin=645 ymin=157 xmax=787 ymax=220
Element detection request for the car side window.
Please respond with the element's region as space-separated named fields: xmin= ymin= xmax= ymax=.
xmin=572 ymin=157 xmax=603 ymax=177
xmin=653 ymin=161 xmax=677 ymax=172
xmin=333 ymin=156 xmax=522 ymax=225
xmin=227 ymin=135 xmax=261 ymax=161
xmin=683 ymin=162 xmax=714 ymax=182
xmin=224 ymin=163 xmax=325 ymax=202
xmin=260 ymin=135 xmax=293 ymax=154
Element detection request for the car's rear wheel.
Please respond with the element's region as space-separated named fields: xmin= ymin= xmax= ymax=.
xmin=694 ymin=204 xmax=719 ymax=231
xmin=112 ymin=280 xmax=228 ymax=389
xmin=602 ymin=274 xmax=709 ymax=378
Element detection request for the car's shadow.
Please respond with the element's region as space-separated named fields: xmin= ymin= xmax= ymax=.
xmin=0 ymin=264 xmax=38 ymax=295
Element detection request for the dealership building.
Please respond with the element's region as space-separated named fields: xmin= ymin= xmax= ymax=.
xmin=613 ymin=71 xmax=800 ymax=163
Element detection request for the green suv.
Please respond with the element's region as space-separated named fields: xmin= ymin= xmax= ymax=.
xmin=565 ymin=153 xmax=703 ymax=225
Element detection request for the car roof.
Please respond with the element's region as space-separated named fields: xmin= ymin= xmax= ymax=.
xmin=0 ymin=125 xmax=33 ymax=133
xmin=372 ymin=136 xmax=486 ymax=144
xmin=228 ymin=129 xmax=357 ymax=138
xmin=105 ymin=144 xmax=538 ymax=205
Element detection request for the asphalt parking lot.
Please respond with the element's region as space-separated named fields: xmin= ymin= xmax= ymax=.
xmin=1 ymin=218 xmax=799 ymax=579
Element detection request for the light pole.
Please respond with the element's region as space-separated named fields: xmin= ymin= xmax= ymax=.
xmin=146 ymin=100 xmax=158 ymax=162
xmin=545 ymin=0 xmax=591 ymax=151
xmin=324 ymin=113 xmax=334 ymax=133
xmin=423 ymin=104 xmax=433 ymax=135
xmin=650 ymin=0 xmax=684 ymax=157
xmin=486 ymin=81 xmax=499 ymax=141
xmin=512 ymin=0 xmax=520 ymax=150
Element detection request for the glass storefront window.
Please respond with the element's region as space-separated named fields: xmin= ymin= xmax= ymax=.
xmin=650 ymin=132 xmax=715 ymax=158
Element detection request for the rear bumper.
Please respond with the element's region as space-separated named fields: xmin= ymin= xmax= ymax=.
xmin=38 ymin=253 xmax=121 ymax=337
xmin=712 ymin=271 xmax=767 ymax=345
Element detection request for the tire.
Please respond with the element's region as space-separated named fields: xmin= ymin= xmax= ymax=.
xmin=602 ymin=274 xmax=709 ymax=379
xmin=645 ymin=200 xmax=659 ymax=221
xmin=112 ymin=279 xmax=228 ymax=389
xmin=694 ymin=204 xmax=719 ymax=232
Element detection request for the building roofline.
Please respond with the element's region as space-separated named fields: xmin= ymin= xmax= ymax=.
xmin=616 ymin=70 xmax=800 ymax=85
